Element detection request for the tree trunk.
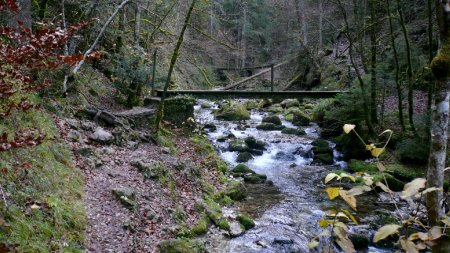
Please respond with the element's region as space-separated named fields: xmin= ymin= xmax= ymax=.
xmin=369 ymin=0 xmax=378 ymax=124
xmin=426 ymin=0 xmax=450 ymax=228
xmin=318 ymin=0 xmax=323 ymax=49
xmin=387 ymin=0 xmax=405 ymax=132
xmin=154 ymin=0 xmax=197 ymax=133
xmin=396 ymin=0 xmax=415 ymax=132
xmin=134 ymin=0 xmax=141 ymax=48
xmin=428 ymin=0 xmax=435 ymax=111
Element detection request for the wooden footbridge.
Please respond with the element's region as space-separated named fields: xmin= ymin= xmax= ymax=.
xmin=151 ymin=56 xmax=347 ymax=100
xmin=154 ymin=89 xmax=346 ymax=100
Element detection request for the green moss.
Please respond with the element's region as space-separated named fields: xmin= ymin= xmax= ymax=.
xmin=243 ymin=174 xmax=267 ymax=184
xmin=0 ymin=130 xmax=85 ymax=251
xmin=191 ymin=215 xmax=210 ymax=236
xmin=157 ymin=239 xmax=205 ymax=253
xmin=237 ymin=214 xmax=255 ymax=230
xmin=163 ymin=95 xmax=196 ymax=126
xmin=268 ymin=104 xmax=283 ymax=113
xmin=231 ymin=164 xmax=254 ymax=174
xmin=214 ymin=101 xmax=250 ymax=121
xmin=385 ymin=164 xmax=426 ymax=181
xmin=373 ymin=173 xmax=405 ymax=192
xmin=256 ymin=123 xmax=286 ymax=131
xmin=224 ymin=181 xmax=247 ymax=201
xmin=191 ymin=135 xmax=215 ymax=156
xmin=347 ymin=160 xmax=378 ymax=174
xmin=218 ymin=218 xmax=230 ymax=231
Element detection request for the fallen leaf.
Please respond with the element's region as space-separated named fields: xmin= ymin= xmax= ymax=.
xmin=339 ymin=190 xmax=357 ymax=211
xmin=401 ymin=178 xmax=427 ymax=199
xmin=325 ymin=187 xmax=341 ymax=200
xmin=347 ymin=185 xmax=371 ymax=196
xmin=373 ymin=224 xmax=401 ymax=242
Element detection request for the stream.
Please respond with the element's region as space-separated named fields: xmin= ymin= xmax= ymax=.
xmin=194 ymin=100 xmax=393 ymax=253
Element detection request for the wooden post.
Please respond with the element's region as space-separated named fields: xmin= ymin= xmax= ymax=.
xmin=151 ymin=49 xmax=157 ymax=96
xmin=270 ymin=64 xmax=274 ymax=92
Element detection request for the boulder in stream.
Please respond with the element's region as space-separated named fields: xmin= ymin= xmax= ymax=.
xmin=281 ymin=127 xmax=306 ymax=136
xmin=262 ymin=115 xmax=282 ymax=125
xmin=228 ymin=139 xmax=249 ymax=152
xmin=236 ymin=152 xmax=253 ymax=162
xmin=214 ymin=101 xmax=250 ymax=121
xmin=244 ymin=136 xmax=266 ymax=150
xmin=281 ymin=99 xmax=300 ymax=108
xmin=256 ymin=123 xmax=285 ymax=131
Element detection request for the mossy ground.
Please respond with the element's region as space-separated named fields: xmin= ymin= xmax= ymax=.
xmin=0 ymin=109 xmax=85 ymax=252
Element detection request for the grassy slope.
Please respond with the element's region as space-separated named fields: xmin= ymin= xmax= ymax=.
xmin=0 ymin=104 xmax=85 ymax=252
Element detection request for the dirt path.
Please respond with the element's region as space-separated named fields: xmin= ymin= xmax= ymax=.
xmin=56 ymin=117 xmax=221 ymax=253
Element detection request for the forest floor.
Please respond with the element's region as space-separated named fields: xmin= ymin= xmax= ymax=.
xmin=55 ymin=115 xmax=222 ymax=253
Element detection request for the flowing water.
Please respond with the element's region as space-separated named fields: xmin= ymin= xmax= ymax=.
xmin=194 ymin=100 xmax=392 ymax=253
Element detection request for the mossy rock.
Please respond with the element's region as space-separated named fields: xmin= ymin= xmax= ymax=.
xmin=385 ymin=164 xmax=426 ymax=182
xmin=312 ymin=146 xmax=333 ymax=155
xmin=313 ymin=154 xmax=334 ymax=165
xmin=281 ymin=99 xmax=300 ymax=108
xmin=214 ymin=101 xmax=250 ymax=121
xmin=237 ymin=214 xmax=255 ymax=230
xmin=292 ymin=110 xmax=311 ymax=126
xmin=245 ymin=136 xmax=266 ymax=150
xmin=268 ymin=104 xmax=283 ymax=113
xmin=373 ymin=173 xmax=405 ymax=192
xmin=191 ymin=216 xmax=210 ymax=236
xmin=228 ymin=139 xmax=249 ymax=152
xmin=256 ymin=123 xmax=285 ymax=131
xmin=258 ymin=99 xmax=273 ymax=108
xmin=237 ymin=152 xmax=253 ymax=162
xmin=224 ymin=181 xmax=247 ymax=201
xmin=231 ymin=164 xmax=254 ymax=174
xmin=281 ymin=128 xmax=306 ymax=136
xmin=349 ymin=234 xmax=369 ymax=250
xmin=243 ymin=174 xmax=267 ymax=184
xmin=112 ymin=187 xmax=136 ymax=209
xmin=347 ymin=160 xmax=378 ymax=174
xmin=303 ymin=103 xmax=314 ymax=110
xmin=157 ymin=239 xmax=205 ymax=253
xmin=164 ymin=96 xmax=196 ymax=126
xmin=218 ymin=219 xmax=231 ymax=231
xmin=312 ymin=139 xmax=329 ymax=148
xmin=245 ymin=100 xmax=259 ymax=109
xmin=262 ymin=115 xmax=282 ymax=125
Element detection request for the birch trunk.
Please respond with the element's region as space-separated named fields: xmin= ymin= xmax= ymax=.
xmin=426 ymin=0 xmax=450 ymax=228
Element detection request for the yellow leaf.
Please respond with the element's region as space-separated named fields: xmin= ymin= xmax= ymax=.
xmin=371 ymin=148 xmax=384 ymax=158
xmin=416 ymin=232 xmax=429 ymax=241
xmin=373 ymin=224 xmax=401 ymax=242
xmin=377 ymin=163 xmax=386 ymax=172
xmin=325 ymin=173 xmax=340 ymax=184
xmin=347 ymin=185 xmax=371 ymax=196
xmin=308 ymin=240 xmax=319 ymax=249
xmin=376 ymin=182 xmax=393 ymax=194
xmin=341 ymin=209 xmax=358 ymax=225
xmin=363 ymin=176 xmax=374 ymax=186
xmin=319 ymin=219 xmax=332 ymax=228
xmin=343 ymin=124 xmax=355 ymax=134
xmin=334 ymin=226 xmax=356 ymax=253
xmin=400 ymin=238 xmax=419 ymax=253
xmin=401 ymin=178 xmax=427 ymax=199
xmin=365 ymin=144 xmax=375 ymax=151
xmin=340 ymin=173 xmax=356 ymax=182
xmin=429 ymin=226 xmax=442 ymax=241
xmin=325 ymin=187 xmax=341 ymax=200
xmin=408 ymin=233 xmax=420 ymax=241
xmin=339 ymin=190 xmax=357 ymax=211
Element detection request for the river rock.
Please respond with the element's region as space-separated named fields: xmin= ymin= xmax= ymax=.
xmin=256 ymin=123 xmax=285 ymax=131
xmin=258 ymin=98 xmax=273 ymax=108
xmin=236 ymin=152 xmax=253 ymax=162
xmin=237 ymin=214 xmax=255 ymax=230
xmin=89 ymin=127 xmax=113 ymax=144
xmin=281 ymin=127 xmax=306 ymax=136
xmin=281 ymin=99 xmax=300 ymax=108
xmin=313 ymin=153 xmax=334 ymax=165
xmin=292 ymin=110 xmax=311 ymax=126
xmin=81 ymin=121 xmax=96 ymax=131
xmin=214 ymin=101 xmax=250 ymax=121
xmin=203 ymin=123 xmax=217 ymax=132
xmin=231 ymin=164 xmax=254 ymax=175
xmin=249 ymin=149 xmax=264 ymax=156
xmin=229 ymin=221 xmax=244 ymax=238
xmin=245 ymin=136 xmax=266 ymax=150
xmin=268 ymin=104 xmax=283 ymax=113
xmin=274 ymin=151 xmax=296 ymax=161
xmin=243 ymin=174 xmax=267 ymax=184
xmin=273 ymin=237 xmax=293 ymax=245
xmin=224 ymin=181 xmax=248 ymax=201
xmin=228 ymin=139 xmax=249 ymax=152
xmin=262 ymin=115 xmax=282 ymax=125
xmin=292 ymin=147 xmax=313 ymax=159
